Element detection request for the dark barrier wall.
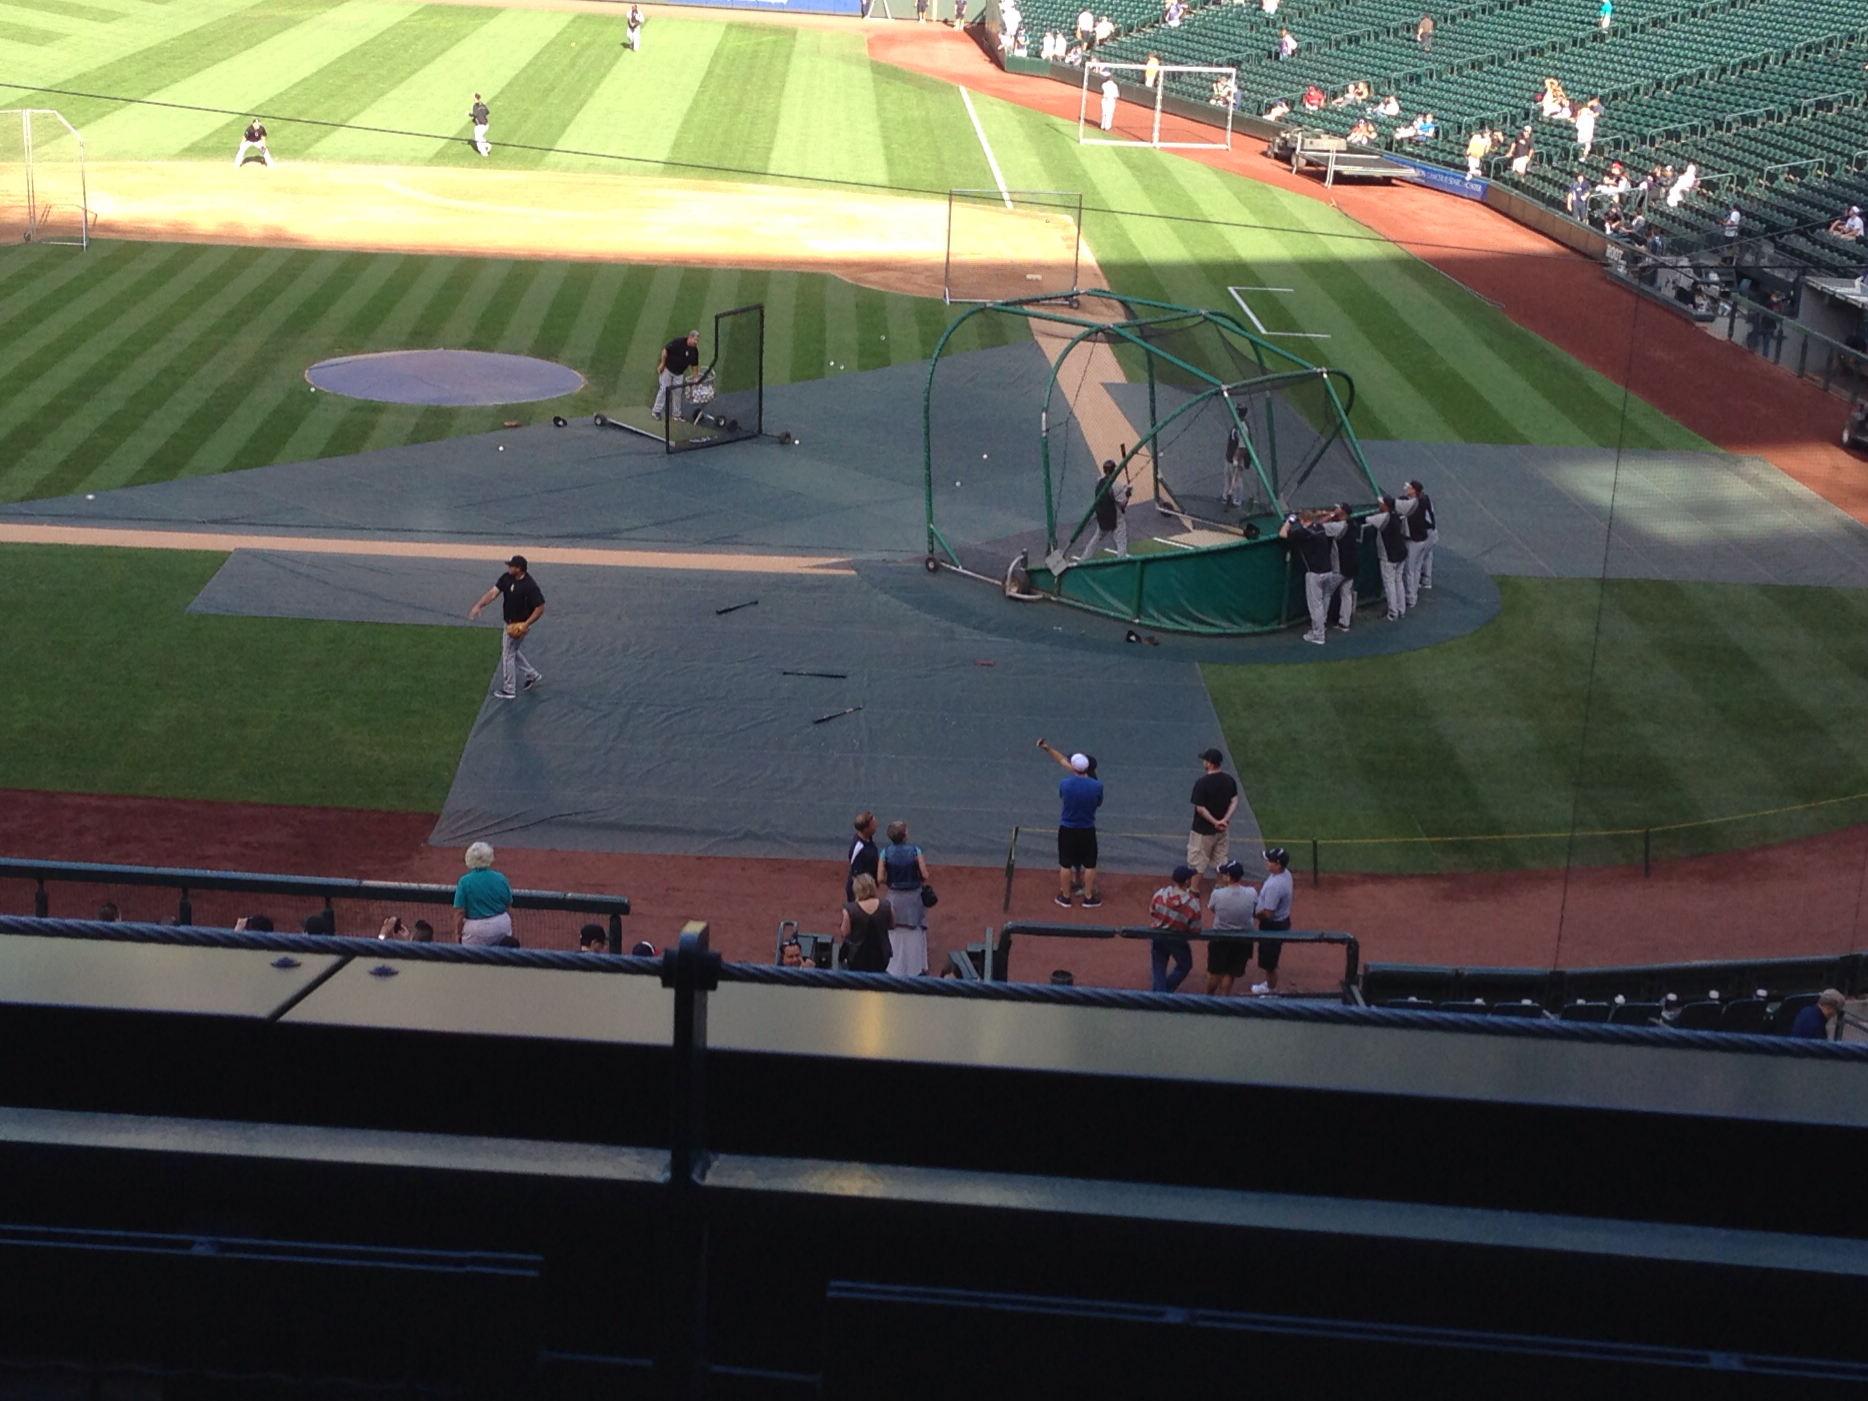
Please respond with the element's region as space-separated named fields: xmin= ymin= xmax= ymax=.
xmin=0 ymin=920 xmax=1865 ymax=1398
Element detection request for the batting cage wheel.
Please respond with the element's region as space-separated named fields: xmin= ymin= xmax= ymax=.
xmin=925 ymin=555 xmax=940 ymax=573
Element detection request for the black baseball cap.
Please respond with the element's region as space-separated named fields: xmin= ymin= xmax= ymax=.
xmin=507 ymin=554 xmax=528 ymax=570
xmin=1200 ymin=748 xmax=1225 ymax=765
xmin=1219 ymin=861 xmax=1246 ymax=879
xmin=1263 ymin=847 xmax=1289 ymax=866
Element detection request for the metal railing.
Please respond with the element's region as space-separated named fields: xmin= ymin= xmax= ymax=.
xmin=1001 ymin=920 xmax=1361 ymax=994
xmin=0 ymin=856 xmax=631 ymax=950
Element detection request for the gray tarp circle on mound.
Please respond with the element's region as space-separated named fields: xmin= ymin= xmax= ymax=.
xmin=305 ymin=350 xmax=585 ymax=406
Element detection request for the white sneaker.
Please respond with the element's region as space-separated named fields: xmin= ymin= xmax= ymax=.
xmin=1303 ymin=633 xmax=1325 ymax=645
xmin=1251 ymin=982 xmax=1273 ymax=996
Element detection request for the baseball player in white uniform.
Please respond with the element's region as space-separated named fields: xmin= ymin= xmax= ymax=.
xmin=234 ymin=118 xmax=274 ymax=168
xmin=1099 ymin=69 xmax=1120 ymax=131
xmin=626 ymin=5 xmax=644 ymax=50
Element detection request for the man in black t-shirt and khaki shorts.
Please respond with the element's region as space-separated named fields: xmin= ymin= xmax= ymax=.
xmin=653 ymin=329 xmax=701 ymax=421
xmin=1187 ymin=747 xmax=1240 ymax=892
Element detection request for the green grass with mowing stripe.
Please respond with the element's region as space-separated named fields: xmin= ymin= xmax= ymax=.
xmin=4 ymin=1 xmax=1706 ymax=456
xmin=0 ymin=241 xmax=1020 ymax=503
xmin=1206 ymin=577 xmax=1868 ymax=872
xmin=5 ymin=544 xmax=488 ymax=809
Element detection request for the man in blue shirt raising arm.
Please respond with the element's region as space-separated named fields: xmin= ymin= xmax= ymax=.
xmin=1037 ymin=738 xmax=1105 ymax=909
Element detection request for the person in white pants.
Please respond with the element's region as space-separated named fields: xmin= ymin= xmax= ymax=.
xmin=1281 ymin=510 xmax=1342 ymax=645
xmin=652 ymin=329 xmax=701 ymax=420
xmin=625 ymin=5 xmax=643 ymax=50
xmin=1398 ymin=478 xmax=1436 ymax=604
xmin=1099 ymin=71 xmax=1120 ymax=131
xmin=468 ymin=93 xmax=491 ymax=157
xmin=233 ymin=118 xmax=273 ymax=168
xmin=468 ymin=555 xmax=544 ymax=700
xmin=1327 ymin=502 xmax=1358 ymax=631
xmin=1364 ymin=493 xmax=1409 ymax=620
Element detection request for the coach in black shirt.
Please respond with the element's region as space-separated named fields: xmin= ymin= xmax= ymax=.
xmin=653 ymin=329 xmax=701 ymax=421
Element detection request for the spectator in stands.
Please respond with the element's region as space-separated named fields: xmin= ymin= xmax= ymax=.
xmin=1251 ymin=847 xmax=1294 ymax=996
xmin=1464 ymin=128 xmax=1493 ymax=179
xmin=1065 ymin=40 xmax=1085 ymax=63
xmin=378 ymin=916 xmax=410 ymax=939
xmin=1372 ymin=93 xmax=1401 ymax=118
xmin=411 ymin=919 xmax=435 ymax=943
xmin=1330 ymin=80 xmax=1370 ymax=108
xmin=1722 ymin=205 xmax=1743 ymax=258
xmin=1203 ymin=861 xmax=1258 ymax=997
xmin=1597 ymin=0 xmax=1612 ymax=30
xmin=97 ymin=902 xmax=119 ymax=922
xmin=1505 ymin=124 xmax=1535 ymax=177
xmin=1831 ymin=205 xmax=1865 ymax=240
xmin=233 ymin=915 xmax=274 ymax=933
xmin=1265 ymin=97 xmax=1292 ymax=120
xmin=302 ymin=910 xmax=335 ymax=936
xmin=998 ymin=0 xmax=1019 ymax=47
xmin=1665 ymin=162 xmax=1697 ymax=208
xmin=1275 ymin=26 xmax=1297 ymax=60
xmin=1211 ymin=73 xmax=1239 ymax=108
xmin=779 ymin=937 xmax=808 ymax=967
xmin=1094 ymin=13 xmax=1115 ymax=44
xmin=1260 ymin=0 xmax=1278 ymax=12
xmin=1573 ymin=97 xmax=1600 ymax=158
xmin=1162 ymin=0 xmax=1185 ymax=26
xmin=453 ymin=841 xmax=518 ymax=946
xmin=847 ymin=811 xmax=881 ymax=900
xmin=1301 ymin=83 xmax=1325 ymax=110
xmin=840 ymin=872 xmax=894 ymax=973
xmin=579 ymin=923 xmax=609 ymax=953
xmin=879 ymin=821 xmax=931 ymax=976
xmin=1594 ymin=160 xmax=1631 ymax=202
xmin=1394 ymin=110 xmax=1436 ymax=142
xmin=631 ymin=940 xmax=658 ymax=957
xmin=1790 ymin=989 xmax=1845 ymax=1039
xmin=1566 ymin=169 xmax=1591 ymax=217
xmin=1536 ymin=78 xmax=1568 ymax=119
xmin=1076 ymin=6 xmax=1094 ymax=43
xmin=1148 ymin=865 xmax=1200 ymax=993
xmin=1415 ymin=12 xmax=1433 ymax=51
xmin=1347 ymin=117 xmax=1378 ymax=146
xmin=1143 ymin=51 xmax=1161 ymax=88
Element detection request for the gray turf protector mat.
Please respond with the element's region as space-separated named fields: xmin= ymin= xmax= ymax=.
xmin=188 ymin=551 xmax=1257 ymax=872
xmin=2 ymin=342 xmax=1058 ymax=562
xmin=1359 ymin=441 xmax=1868 ymax=588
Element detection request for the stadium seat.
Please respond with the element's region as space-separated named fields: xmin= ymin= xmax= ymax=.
xmin=1489 ymin=1001 xmax=1547 ymax=1018
xmin=1558 ymin=1002 xmax=1612 ymax=1022
xmin=1608 ymin=1001 xmax=1663 ymax=1026
xmin=1772 ymin=992 xmax=1821 ymax=1033
xmin=1673 ymin=1000 xmax=1724 ymax=1031
xmin=1437 ymin=999 xmax=1490 ymax=1014
xmin=1720 ymin=998 xmax=1768 ymax=1033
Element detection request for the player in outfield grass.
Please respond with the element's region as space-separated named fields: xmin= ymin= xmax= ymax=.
xmin=234 ymin=118 xmax=273 ymax=168
xmin=468 ymin=93 xmax=491 ymax=157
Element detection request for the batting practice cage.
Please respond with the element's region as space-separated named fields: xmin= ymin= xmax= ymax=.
xmin=0 ymin=110 xmax=87 ymax=247
xmin=922 ymin=293 xmax=1381 ymax=635
xmin=595 ymin=302 xmax=763 ymax=453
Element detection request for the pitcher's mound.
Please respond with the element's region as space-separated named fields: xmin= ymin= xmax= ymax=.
xmin=306 ymin=350 xmax=584 ymax=406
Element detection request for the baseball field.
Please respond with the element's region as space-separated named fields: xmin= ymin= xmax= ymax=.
xmin=3 ymin=0 xmax=1867 ymax=972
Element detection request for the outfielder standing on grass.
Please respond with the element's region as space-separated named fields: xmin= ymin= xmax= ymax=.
xmin=468 ymin=92 xmax=491 ymax=157
xmin=469 ymin=555 xmax=544 ymax=700
xmin=234 ymin=117 xmax=273 ymax=168
xmin=653 ymin=328 xmax=701 ymax=421
xmin=625 ymin=4 xmax=644 ymax=50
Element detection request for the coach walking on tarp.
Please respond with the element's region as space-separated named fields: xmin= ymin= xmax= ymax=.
xmin=653 ymin=328 xmax=701 ymax=421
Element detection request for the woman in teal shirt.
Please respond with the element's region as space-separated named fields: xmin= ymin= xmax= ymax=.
xmin=453 ymin=841 xmax=517 ymax=946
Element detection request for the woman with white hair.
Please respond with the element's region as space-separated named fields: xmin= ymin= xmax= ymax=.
xmin=453 ymin=841 xmax=518 ymax=946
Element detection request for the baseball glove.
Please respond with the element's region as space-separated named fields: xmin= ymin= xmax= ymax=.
xmin=506 ymin=622 xmax=528 ymax=639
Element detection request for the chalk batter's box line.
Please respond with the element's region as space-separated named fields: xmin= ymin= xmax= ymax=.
xmin=1227 ymin=285 xmax=1331 ymax=340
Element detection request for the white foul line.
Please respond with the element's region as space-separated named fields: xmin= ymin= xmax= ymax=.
xmin=959 ymin=87 xmax=1013 ymax=210
xmin=1228 ymin=285 xmax=1331 ymax=339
